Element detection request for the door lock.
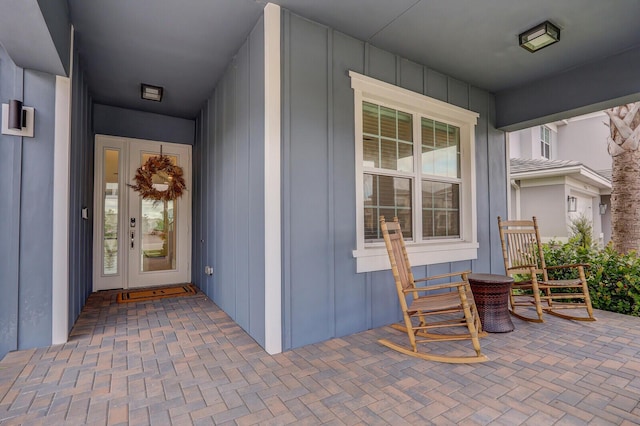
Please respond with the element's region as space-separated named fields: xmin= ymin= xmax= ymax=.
xmin=131 ymin=230 xmax=135 ymax=249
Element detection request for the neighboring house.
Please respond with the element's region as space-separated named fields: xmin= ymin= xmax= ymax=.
xmin=509 ymin=113 xmax=613 ymax=245
xmin=0 ymin=2 xmax=639 ymax=361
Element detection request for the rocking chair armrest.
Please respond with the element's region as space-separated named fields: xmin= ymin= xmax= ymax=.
xmin=413 ymin=271 xmax=472 ymax=283
xmin=402 ymin=281 xmax=468 ymax=293
xmin=546 ymin=263 xmax=589 ymax=270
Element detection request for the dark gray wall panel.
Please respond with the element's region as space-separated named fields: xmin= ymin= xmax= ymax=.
xmin=193 ymin=16 xmax=266 ymax=348
xmin=19 ymin=69 xmax=56 ymax=349
xmin=93 ymin=104 xmax=195 ymax=145
xmin=448 ymin=78 xmax=470 ymax=109
xmin=234 ymin=41 xmax=251 ymax=330
xmin=192 ymin=109 xmax=204 ymax=293
xmin=220 ymin=69 xmax=237 ymax=318
xmin=0 ymin=48 xmax=22 ymax=359
xmin=247 ymin=17 xmax=265 ymax=344
xmin=470 ymin=87 xmax=491 ymax=273
xmin=285 ymin=15 xmax=332 ymax=348
xmin=68 ymin=51 xmax=93 ymax=330
xmin=426 ymin=69 xmax=448 ymax=102
xmin=205 ymin=98 xmax=216 ymax=298
xmin=366 ymin=45 xmax=396 ymax=85
xmin=399 ymin=58 xmax=423 ymax=94
xmin=282 ymin=12 xmax=507 ymax=351
xmin=332 ymin=32 xmax=367 ymax=337
xmin=487 ymin=94 xmax=508 ymax=274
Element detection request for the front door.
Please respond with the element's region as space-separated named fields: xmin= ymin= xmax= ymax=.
xmin=93 ymin=135 xmax=192 ymax=291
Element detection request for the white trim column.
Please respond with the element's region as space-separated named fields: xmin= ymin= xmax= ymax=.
xmin=51 ymin=29 xmax=73 ymax=344
xmin=264 ymin=2 xmax=282 ymax=355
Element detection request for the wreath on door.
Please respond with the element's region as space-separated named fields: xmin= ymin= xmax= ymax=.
xmin=130 ymin=154 xmax=186 ymax=202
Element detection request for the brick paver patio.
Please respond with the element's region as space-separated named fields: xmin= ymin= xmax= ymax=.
xmin=1 ymin=288 xmax=639 ymax=425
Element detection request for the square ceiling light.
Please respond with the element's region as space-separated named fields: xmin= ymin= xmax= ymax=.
xmin=519 ymin=21 xmax=560 ymax=53
xmin=141 ymin=83 xmax=163 ymax=102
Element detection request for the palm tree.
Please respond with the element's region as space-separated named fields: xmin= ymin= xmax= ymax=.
xmin=606 ymin=102 xmax=640 ymax=253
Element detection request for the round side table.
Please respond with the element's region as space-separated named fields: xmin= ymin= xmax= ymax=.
xmin=468 ymin=273 xmax=515 ymax=333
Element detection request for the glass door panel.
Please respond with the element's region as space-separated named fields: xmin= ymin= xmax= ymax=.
xmin=103 ymin=149 xmax=120 ymax=275
xmin=139 ymin=153 xmax=178 ymax=272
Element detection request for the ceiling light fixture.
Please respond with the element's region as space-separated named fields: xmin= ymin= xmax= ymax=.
xmin=519 ymin=20 xmax=560 ymax=53
xmin=141 ymin=83 xmax=163 ymax=102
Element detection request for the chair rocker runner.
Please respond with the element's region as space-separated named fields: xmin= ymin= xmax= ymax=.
xmin=497 ymin=216 xmax=595 ymax=323
xmin=378 ymin=216 xmax=488 ymax=363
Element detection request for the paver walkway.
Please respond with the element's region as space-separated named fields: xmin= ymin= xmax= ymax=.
xmin=1 ymin=289 xmax=640 ymax=425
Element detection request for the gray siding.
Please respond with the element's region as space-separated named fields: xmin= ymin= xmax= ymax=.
xmin=194 ymin=16 xmax=266 ymax=347
xmin=0 ymin=48 xmax=58 ymax=356
xmin=93 ymin=104 xmax=195 ymax=145
xmin=0 ymin=46 xmax=22 ymax=358
xmin=18 ymin=69 xmax=55 ymax=349
xmin=282 ymin=11 xmax=508 ymax=350
xmin=68 ymin=50 xmax=93 ymax=330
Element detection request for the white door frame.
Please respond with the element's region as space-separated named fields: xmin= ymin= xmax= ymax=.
xmin=93 ymin=135 xmax=192 ymax=291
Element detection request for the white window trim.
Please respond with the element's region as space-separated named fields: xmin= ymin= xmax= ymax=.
xmin=350 ymin=71 xmax=479 ymax=273
xmin=540 ymin=125 xmax=551 ymax=159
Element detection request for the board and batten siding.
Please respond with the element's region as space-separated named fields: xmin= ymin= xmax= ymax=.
xmin=282 ymin=11 xmax=508 ymax=350
xmin=68 ymin=50 xmax=94 ymax=332
xmin=194 ymin=16 xmax=266 ymax=347
xmin=0 ymin=45 xmax=61 ymax=358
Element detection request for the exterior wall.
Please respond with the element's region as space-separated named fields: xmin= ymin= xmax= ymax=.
xmin=519 ymin=183 xmax=567 ymax=239
xmin=0 ymin=45 xmax=59 ymax=358
xmin=68 ymin=50 xmax=94 ymax=330
xmin=194 ymin=16 xmax=266 ymax=347
xmin=0 ymin=46 xmax=23 ymax=358
xmin=93 ymin=104 xmax=195 ymax=145
xmin=510 ymin=125 xmax=558 ymax=160
xmin=281 ymin=11 xmax=507 ymax=350
xmin=601 ymin=194 xmax=612 ymax=244
xmin=556 ymin=113 xmax=611 ymax=171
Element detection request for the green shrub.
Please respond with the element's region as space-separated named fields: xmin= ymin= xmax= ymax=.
xmin=543 ymin=241 xmax=640 ymax=317
xmin=568 ymin=214 xmax=594 ymax=249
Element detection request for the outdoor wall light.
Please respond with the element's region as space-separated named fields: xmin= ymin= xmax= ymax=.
xmin=1 ymin=100 xmax=34 ymax=137
xmin=519 ymin=20 xmax=560 ymax=53
xmin=141 ymin=83 xmax=163 ymax=102
xmin=567 ymin=196 xmax=577 ymax=212
xmin=8 ymin=99 xmax=24 ymax=130
xmin=599 ymin=203 xmax=608 ymax=215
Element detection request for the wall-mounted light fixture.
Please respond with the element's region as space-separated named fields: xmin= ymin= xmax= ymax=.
xmin=599 ymin=203 xmax=608 ymax=215
xmin=141 ymin=83 xmax=163 ymax=102
xmin=567 ymin=196 xmax=577 ymax=212
xmin=1 ymin=100 xmax=34 ymax=137
xmin=519 ymin=20 xmax=560 ymax=53
xmin=8 ymin=99 xmax=24 ymax=129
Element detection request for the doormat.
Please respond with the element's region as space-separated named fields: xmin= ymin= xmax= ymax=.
xmin=116 ymin=284 xmax=197 ymax=303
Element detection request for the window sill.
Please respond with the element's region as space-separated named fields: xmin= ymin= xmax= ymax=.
xmin=352 ymin=241 xmax=479 ymax=273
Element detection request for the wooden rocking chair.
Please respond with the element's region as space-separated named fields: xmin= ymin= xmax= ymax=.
xmin=497 ymin=216 xmax=595 ymax=322
xmin=378 ymin=216 xmax=488 ymax=363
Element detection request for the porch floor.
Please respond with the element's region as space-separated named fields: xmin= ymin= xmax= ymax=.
xmin=1 ymin=289 xmax=640 ymax=425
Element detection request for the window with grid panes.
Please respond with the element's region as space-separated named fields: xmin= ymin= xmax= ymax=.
xmin=540 ymin=126 xmax=551 ymax=159
xmin=350 ymin=71 xmax=479 ymax=273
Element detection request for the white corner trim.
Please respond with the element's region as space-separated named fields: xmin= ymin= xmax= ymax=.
xmin=264 ymin=2 xmax=282 ymax=355
xmin=52 ymin=74 xmax=72 ymax=344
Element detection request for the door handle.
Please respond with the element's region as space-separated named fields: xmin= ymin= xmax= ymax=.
xmin=131 ymin=230 xmax=135 ymax=249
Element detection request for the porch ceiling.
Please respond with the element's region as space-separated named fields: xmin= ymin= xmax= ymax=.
xmin=67 ymin=0 xmax=640 ymax=119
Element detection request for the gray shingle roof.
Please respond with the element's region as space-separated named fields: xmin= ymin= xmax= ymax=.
xmin=510 ymin=158 xmax=612 ymax=184
xmin=510 ymin=158 xmax=581 ymax=174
